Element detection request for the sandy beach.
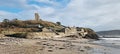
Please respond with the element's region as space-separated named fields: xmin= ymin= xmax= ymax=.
xmin=0 ymin=37 xmax=114 ymax=54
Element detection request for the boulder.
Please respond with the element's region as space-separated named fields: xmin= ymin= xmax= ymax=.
xmin=84 ymin=33 xmax=99 ymax=40
xmin=83 ymin=28 xmax=99 ymax=40
xmin=77 ymin=27 xmax=99 ymax=40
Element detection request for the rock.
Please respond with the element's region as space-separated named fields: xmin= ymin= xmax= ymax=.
xmin=77 ymin=28 xmax=99 ymax=40
xmin=80 ymin=49 xmax=85 ymax=52
xmin=59 ymin=47 xmax=65 ymax=49
xmin=0 ymin=42 xmax=6 ymax=45
xmin=0 ymin=34 xmax=5 ymax=38
xmin=84 ymin=33 xmax=99 ymax=40
xmin=48 ymin=49 xmax=53 ymax=52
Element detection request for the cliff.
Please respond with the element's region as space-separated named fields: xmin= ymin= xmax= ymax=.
xmin=0 ymin=13 xmax=99 ymax=40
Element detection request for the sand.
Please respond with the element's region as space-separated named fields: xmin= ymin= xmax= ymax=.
xmin=0 ymin=37 xmax=109 ymax=54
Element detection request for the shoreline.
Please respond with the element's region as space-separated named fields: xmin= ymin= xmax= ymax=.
xmin=1 ymin=37 xmax=120 ymax=54
xmin=0 ymin=37 xmax=104 ymax=54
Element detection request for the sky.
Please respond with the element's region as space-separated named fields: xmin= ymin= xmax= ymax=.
xmin=0 ymin=0 xmax=120 ymax=31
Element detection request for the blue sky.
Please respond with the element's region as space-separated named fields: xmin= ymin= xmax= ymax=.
xmin=0 ymin=0 xmax=120 ymax=31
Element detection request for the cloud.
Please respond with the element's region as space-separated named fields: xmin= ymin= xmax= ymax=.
xmin=0 ymin=11 xmax=20 ymax=21
xmin=0 ymin=0 xmax=120 ymax=31
xmin=0 ymin=0 xmax=27 ymax=8
xmin=51 ymin=0 xmax=120 ymax=31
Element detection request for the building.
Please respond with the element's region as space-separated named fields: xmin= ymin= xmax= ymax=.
xmin=35 ymin=13 xmax=40 ymax=21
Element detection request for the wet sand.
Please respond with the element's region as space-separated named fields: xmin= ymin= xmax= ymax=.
xmin=0 ymin=37 xmax=114 ymax=54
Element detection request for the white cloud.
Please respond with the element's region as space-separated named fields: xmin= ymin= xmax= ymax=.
xmin=0 ymin=11 xmax=20 ymax=21
xmin=0 ymin=0 xmax=120 ymax=31
xmin=51 ymin=0 xmax=120 ymax=31
xmin=33 ymin=0 xmax=63 ymax=8
xmin=0 ymin=0 xmax=27 ymax=8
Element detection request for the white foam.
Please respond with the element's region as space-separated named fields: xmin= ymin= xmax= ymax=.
xmin=101 ymin=38 xmax=120 ymax=40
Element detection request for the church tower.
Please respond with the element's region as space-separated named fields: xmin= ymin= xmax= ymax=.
xmin=35 ymin=13 xmax=40 ymax=21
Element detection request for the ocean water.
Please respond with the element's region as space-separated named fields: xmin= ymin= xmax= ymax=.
xmin=101 ymin=38 xmax=120 ymax=40
xmin=91 ymin=38 xmax=120 ymax=54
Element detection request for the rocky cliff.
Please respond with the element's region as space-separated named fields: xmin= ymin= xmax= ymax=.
xmin=0 ymin=13 xmax=99 ymax=40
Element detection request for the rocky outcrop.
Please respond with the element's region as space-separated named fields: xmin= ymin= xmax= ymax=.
xmin=1 ymin=27 xmax=99 ymax=40
xmin=26 ymin=32 xmax=58 ymax=39
xmin=25 ymin=27 xmax=99 ymax=40
xmin=0 ymin=13 xmax=99 ymax=40
xmin=77 ymin=28 xmax=99 ymax=40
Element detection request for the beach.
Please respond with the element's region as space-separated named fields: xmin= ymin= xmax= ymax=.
xmin=0 ymin=37 xmax=120 ymax=54
xmin=92 ymin=38 xmax=120 ymax=54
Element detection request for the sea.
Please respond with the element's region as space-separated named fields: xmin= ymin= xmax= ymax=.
xmin=91 ymin=37 xmax=120 ymax=54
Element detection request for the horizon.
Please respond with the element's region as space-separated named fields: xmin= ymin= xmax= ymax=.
xmin=0 ymin=0 xmax=120 ymax=31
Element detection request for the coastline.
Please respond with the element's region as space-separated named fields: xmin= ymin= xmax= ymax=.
xmin=1 ymin=37 xmax=120 ymax=54
xmin=0 ymin=37 xmax=103 ymax=54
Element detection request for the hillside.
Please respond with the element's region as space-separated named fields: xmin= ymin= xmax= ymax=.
xmin=0 ymin=13 xmax=99 ymax=39
xmin=97 ymin=30 xmax=120 ymax=38
xmin=0 ymin=20 xmax=64 ymax=32
xmin=0 ymin=13 xmax=64 ymax=32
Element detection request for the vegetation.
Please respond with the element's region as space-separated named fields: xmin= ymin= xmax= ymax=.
xmin=0 ymin=18 xmax=99 ymax=39
xmin=56 ymin=22 xmax=61 ymax=25
xmin=0 ymin=18 xmax=64 ymax=32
